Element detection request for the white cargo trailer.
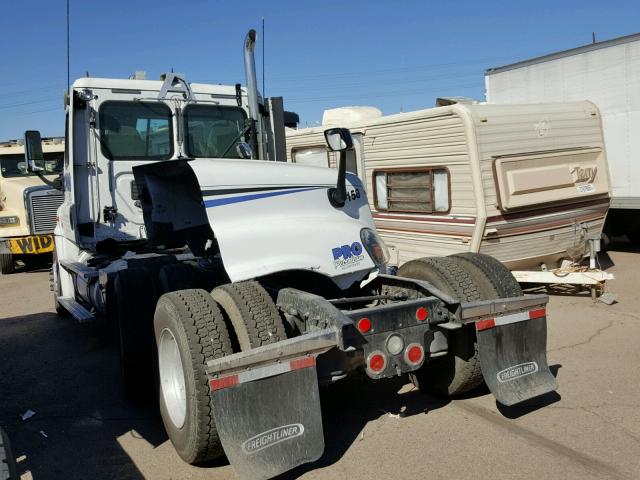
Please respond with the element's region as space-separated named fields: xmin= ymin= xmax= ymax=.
xmin=485 ymin=32 xmax=640 ymax=241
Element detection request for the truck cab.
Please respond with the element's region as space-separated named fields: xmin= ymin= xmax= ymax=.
xmin=0 ymin=138 xmax=64 ymax=273
xmin=23 ymin=30 xmax=559 ymax=480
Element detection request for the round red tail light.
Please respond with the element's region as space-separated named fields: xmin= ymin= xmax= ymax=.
xmin=416 ymin=307 xmax=428 ymax=322
xmin=404 ymin=343 xmax=425 ymax=366
xmin=357 ymin=317 xmax=372 ymax=333
xmin=367 ymin=351 xmax=387 ymax=373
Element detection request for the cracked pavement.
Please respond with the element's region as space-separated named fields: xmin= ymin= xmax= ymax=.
xmin=0 ymin=247 xmax=639 ymax=479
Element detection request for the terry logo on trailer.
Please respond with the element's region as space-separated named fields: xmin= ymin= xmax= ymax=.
xmin=571 ymin=166 xmax=597 ymax=183
xmin=332 ymin=242 xmax=365 ymax=270
xmin=241 ymin=424 xmax=305 ymax=454
xmin=496 ymin=362 xmax=539 ymax=383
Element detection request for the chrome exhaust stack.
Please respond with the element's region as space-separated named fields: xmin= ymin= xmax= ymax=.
xmin=243 ymin=29 xmax=264 ymax=159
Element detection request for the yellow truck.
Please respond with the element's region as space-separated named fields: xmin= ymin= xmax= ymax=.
xmin=0 ymin=137 xmax=64 ymax=273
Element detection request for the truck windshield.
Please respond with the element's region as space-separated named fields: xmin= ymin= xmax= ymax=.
xmin=184 ymin=105 xmax=247 ymax=158
xmin=0 ymin=153 xmax=63 ymax=178
xmin=99 ymin=101 xmax=173 ymax=160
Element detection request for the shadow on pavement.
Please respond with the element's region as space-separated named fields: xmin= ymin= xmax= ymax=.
xmin=277 ymin=376 xmax=451 ymax=479
xmin=0 ymin=311 xmax=165 ymax=479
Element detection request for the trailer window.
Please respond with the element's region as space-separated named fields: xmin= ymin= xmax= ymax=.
xmin=99 ymin=101 xmax=173 ymax=160
xmin=292 ymin=147 xmax=329 ymax=167
xmin=184 ymin=105 xmax=247 ymax=158
xmin=374 ymin=169 xmax=450 ymax=213
xmin=0 ymin=153 xmax=63 ymax=178
xmin=292 ymin=146 xmax=358 ymax=173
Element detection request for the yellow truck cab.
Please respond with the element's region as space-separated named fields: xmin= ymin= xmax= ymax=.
xmin=0 ymin=137 xmax=64 ymax=273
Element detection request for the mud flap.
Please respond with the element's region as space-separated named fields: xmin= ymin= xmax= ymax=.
xmin=211 ymin=364 xmax=324 ymax=480
xmin=477 ymin=315 xmax=558 ymax=406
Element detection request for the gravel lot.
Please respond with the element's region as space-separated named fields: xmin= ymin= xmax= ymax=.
xmin=1 ymin=246 xmax=639 ymax=480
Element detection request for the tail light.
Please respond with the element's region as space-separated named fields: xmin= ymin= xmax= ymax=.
xmin=404 ymin=343 xmax=425 ymax=367
xmin=415 ymin=307 xmax=428 ymax=322
xmin=357 ymin=317 xmax=372 ymax=333
xmin=366 ymin=351 xmax=387 ymax=374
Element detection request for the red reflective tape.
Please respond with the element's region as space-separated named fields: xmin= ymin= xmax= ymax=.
xmin=476 ymin=318 xmax=496 ymax=331
xmin=529 ymin=308 xmax=546 ymax=320
xmin=209 ymin=374 xmax=239 ymax=391
xmin=290 ymin=356 xmax=316 ymax=371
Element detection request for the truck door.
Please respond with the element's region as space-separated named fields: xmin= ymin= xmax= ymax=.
xmin=93 ymin=100 xmax=174 ymax=242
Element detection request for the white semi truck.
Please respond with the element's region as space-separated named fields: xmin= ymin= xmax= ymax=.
xmin=485 ymin=32 xmax=640 ymax=242
xmin=24 ymin=30 xmax=558 ymax=479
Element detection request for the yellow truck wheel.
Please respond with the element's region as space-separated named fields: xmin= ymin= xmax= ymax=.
xmin=0 ymin=254 xmax=14 ymax=275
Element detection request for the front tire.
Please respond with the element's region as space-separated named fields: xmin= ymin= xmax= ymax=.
xmin=114 ymin=268 xmax=158 ymax=399
xmin=399 ymin=257 xmax=483 ymax=397
xmin=50 ymin=253 xmax=68 ymax=316
xmin=0 ymin=254 xmax=14 ymax=275
xmin=0 ymin=427 xmax=17 ymax=480
xmin=154 ymin=289 xmax=233 ymax=464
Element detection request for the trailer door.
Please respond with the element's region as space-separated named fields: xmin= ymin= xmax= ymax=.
xmin=492 ymin=147 xmax=609 ymax=211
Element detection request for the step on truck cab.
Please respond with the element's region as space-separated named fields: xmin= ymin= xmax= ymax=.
xmin=0 ymin=138 xmax=64 ymax=273
xmin=26 ymin=29 xmax=558 ymax=480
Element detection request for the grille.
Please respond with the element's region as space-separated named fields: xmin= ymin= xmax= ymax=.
xmin=27 ymin=189 xmax=64 ymax=234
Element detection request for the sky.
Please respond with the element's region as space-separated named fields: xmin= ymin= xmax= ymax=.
xmin=0 ymin=0 xmax=638 ymax=140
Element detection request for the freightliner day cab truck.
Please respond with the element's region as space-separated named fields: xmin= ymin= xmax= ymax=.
xmin=0 ymin=138 xmax=64 ymax=273
xmin=24 ymin=30 xmax=558 ymax=479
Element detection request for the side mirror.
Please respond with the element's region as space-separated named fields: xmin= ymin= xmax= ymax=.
xmin=324 ymin=128 xmax=353 ymax=152
xmin=323 ymin=128 xmax=353 ymax=208
xmin=236 ymin=142 xmax=253 ymax=159
xmin=24 ymin=130 xmax=44 ymax=172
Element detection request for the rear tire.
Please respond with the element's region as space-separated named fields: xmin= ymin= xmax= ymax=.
xmin=398 ymin=257 xmax=483 ymax=397
xmin=211 ymin=281 xmax=287 ymax=351
xmin=0 ymin=254 xmax=14 ymax=275
xmin=114 ymin=267 xmax=158 ymax=399
xmin=0 ymin=427 xmax=17 ymax=480
xmin=450 ymin=252 xmax=522 ymax=298
xmin=154 ymin=290 xmax=233 ymax=464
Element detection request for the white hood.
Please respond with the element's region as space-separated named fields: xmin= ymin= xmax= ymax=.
xmin=189 ymin=159 xmax=377 ymax=288
xmin=134 ymin=159 xmax=379 ymax=290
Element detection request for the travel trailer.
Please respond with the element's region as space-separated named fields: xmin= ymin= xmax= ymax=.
xmin=0 ymin=137 xmax=64 ymax=273
xmin=485 ymin=32 xmax=640 ymax=242
xmin=286 ymin=101 xmax=612 ymax=271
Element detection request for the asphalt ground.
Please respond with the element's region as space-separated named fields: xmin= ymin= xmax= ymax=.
xmin=0 ymin=244 xmax=639 ymax=480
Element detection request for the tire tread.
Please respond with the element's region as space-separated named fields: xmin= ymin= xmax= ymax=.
xmin=159 ymin=289 xmax=233 ymax=463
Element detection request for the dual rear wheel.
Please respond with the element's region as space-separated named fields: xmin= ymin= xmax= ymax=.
xmin=398 ymin=253 xmax=522 ymax=397
xmin=155 ymin=281 xmax=287 ymax=464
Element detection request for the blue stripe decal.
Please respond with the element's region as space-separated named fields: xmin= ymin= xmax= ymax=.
xmin=203 ymin=187 xmax=323 ymax=208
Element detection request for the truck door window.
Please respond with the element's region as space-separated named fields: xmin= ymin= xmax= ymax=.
xmin=374 ymin=168 xmax=450 ymax=213
xmin=184 ymin=105 xmax=247 ymax=158
xmin=99 ymin=101 xmax=173 ymax=160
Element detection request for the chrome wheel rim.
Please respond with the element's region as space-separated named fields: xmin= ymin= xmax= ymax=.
xmin=158 ymin=328 xmax=187 ymax=429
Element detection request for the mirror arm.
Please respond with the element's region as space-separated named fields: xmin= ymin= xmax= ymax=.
xmin=328 ymin=150 xmax=347 ymax=207
xmin=34 ymin=171 xmax=64 ymax=191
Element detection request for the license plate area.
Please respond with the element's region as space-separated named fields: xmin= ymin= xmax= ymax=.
xmin=346 ymin=298 xmax=441 ymax=379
